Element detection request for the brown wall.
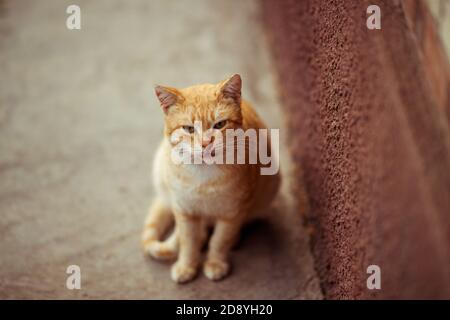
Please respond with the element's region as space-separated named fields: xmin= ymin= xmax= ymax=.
xmin=263 ymin=0 xmax=450 ymax=299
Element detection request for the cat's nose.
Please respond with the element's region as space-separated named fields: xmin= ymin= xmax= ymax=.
xmin=201 ymin=140 xmax=210 ymax=148
xmin=201 ymin=136 xmax=214 ymax=148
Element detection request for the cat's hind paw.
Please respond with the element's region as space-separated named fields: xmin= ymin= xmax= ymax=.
xmin=171 ymin=262 xmax=197 ymax=283
xmin=203 ymin=259 xmax=230 ymax=281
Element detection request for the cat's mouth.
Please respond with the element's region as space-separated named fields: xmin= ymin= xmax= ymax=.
xmin=202 ymin=143 xmax=217 ymax=159
xmin=205 ymin=148 xmax=216 ymax=157
xmin=194 ymin=146 xmax=215 ymax=163
xmin=179 ymin=146 xmax=217 ymax=164
xmin=172 ymin=142 xmax=225 ymax=165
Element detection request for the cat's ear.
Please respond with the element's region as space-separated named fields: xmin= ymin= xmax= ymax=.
xmin=219 ymin=74 xmax=242 ymax=106
xmin=154 ymin=85 xmax=184 ymax=114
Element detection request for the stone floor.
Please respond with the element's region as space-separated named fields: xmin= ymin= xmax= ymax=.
xmin=0 ymin=0 xmax=322 ymax=299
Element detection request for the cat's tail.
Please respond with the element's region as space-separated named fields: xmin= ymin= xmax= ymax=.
xmin=141 ymin=198 xmax=178 ymax=260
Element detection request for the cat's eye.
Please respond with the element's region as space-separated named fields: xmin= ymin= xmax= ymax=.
xmin=182 ymin=125 xmax=195 ymax=134
xmin=213 ymin=120 xmax=227 ymax=130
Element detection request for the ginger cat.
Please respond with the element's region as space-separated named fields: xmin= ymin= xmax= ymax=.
xmin=142 ymin=74 xmax=280 ymax=283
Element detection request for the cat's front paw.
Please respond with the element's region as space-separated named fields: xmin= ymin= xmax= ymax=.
xmin=171 ymin=262 xmax=197 ymax=284
xmin=203 ymin=259 xmax=230 ymax=281
xmin=146 ymin=242 xmax=177 ymax=261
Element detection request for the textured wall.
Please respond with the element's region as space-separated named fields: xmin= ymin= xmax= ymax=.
xmin=263 ymin=0 xmax=450 ymax=299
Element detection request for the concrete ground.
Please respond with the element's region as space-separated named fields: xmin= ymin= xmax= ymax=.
xmin=0 ymin=0 xmax=322 ymax=299
xmin=428 ymin=0 xmax=450 ymax=56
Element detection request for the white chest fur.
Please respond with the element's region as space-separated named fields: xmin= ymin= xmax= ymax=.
xmin=167 ymin=164 xmax=241 ymax=217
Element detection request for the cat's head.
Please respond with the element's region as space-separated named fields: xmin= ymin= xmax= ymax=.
xmin=154 ymin=74 xmax=243 ymax=162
